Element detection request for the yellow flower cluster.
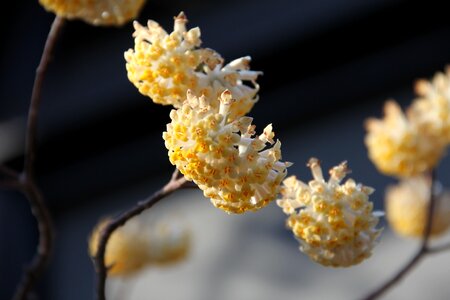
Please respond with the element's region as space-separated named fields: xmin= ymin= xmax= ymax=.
xmin=39 ymin=0 xmax=145 ymax=26
xmin=277 ymin=158 xmax=382 ymax=267
xmin=385 ymin=176 xmax=450 ymax=238
xmin=89 ymin=217 xmax=190 ymax=276
xmin=125 ymin=12 xmax=261 ymax=120
xmin=365 ymin=101 xmax=445 ymax=178
xmin=163 ymin=90 xmax=290 ymax=214
xmin=410 ymin=67 xmax=450 ymax=143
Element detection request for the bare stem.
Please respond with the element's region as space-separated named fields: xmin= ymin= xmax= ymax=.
xmin=24 ymin=16 xmax=65 ymax=178
xmin=427 ymin=242 xmax=450 ymax=254
xmin=11 ymin=15 xmax=65 ymax=300
xmin=362 ymin=170 xmax=436 ymax=300
xmin=94 ymin=169 xmax=191 ymax=300
xmin=13 ymin=180 xmax=54 ymax=300
xmin=0 ymin=165 xmax=18 ymax=179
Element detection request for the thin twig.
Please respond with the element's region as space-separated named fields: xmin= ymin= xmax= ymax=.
xmin=24 ymin=16 xmax=65 ymax=178
xmin=11 ymin=15 xmax=65 ymax=300
xmin=0 ymin=179 xmax=21 ymax=190
xmin=362 ymin=170 xmax=437 ymax=300
xmin=0 ymin=165 xmax=18 ymax=179
xmin=427 ymin=242 xmax=450 ymax=254
xmin=13 ymin=180 xmax=54 ymax=300
xmin=95 ymin=169 xmax=191 ymax=300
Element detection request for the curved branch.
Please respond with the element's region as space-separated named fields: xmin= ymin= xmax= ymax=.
xmin=12 ymin=15 xmax=65 ymax=300
xmin=94 ymin=170 xmax=191 ymax=300
xmin=427 ymin=243 xmax=450 ymax=254
xmin=362 ymin=170 xmax=436 ymax=300
xmin=24 ymin=16 xmax=65 ymax=178
xmin=0 ymin=165 xmax=18 ymax=179
xmin=13 ymin=181 xmax=54 ymax=300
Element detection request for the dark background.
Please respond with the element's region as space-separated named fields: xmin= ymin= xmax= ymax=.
xmin=1 ymin=0 xmax=450 ymax=299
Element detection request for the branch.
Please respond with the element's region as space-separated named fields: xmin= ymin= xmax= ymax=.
xmin=362 ymin=170 xmax=436 ymax=300
xmin=427 ymin=242 xmax=450 ymax=254
xmin=13 ymin=181 xmax=54 ymax=300
xmin=0 ymin=179 xmax=21 ymax=190
xmin=94 ymin=169 xmax=192 ymax=300
xmin=24 ymin=16 xmax=65 ymax=178
xmin=0 ymin=165 xmax=18 ymax=179
xmin=12 ymin=15 xmax=65 ymax=300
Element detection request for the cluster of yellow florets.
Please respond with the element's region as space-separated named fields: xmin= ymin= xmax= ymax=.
xmin=385 ymin=176 xmax=450 ymax=238
xmin=410 ymin=67 xmax=450 ymax=143
xmin=125 ymin=12 xmax=261 ymax=120
xmin=125 ymin=13 xmax=203 ymax=107
xmin=365 ymin=101 xmax=446 ymax=178
xmin=366 ymin=67 xmax=450 ymax=241
xmin=163 ymin=90 xmax=290 ymax=214
xmin=89 ymin=217 xmax=190 ymax=276
xmin=277 ymin=158 xmax=382 ymax=267
xmin=39 ymin=0 xmax=145 ymax=26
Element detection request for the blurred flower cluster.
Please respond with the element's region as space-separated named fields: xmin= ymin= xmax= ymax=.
xmin=39 ymin=0 xmax=146 ymax=26
xmin=365 ymin=67 xmax=450 ymax=239
xmin=89 ymin=216 xmax=190 ymax=276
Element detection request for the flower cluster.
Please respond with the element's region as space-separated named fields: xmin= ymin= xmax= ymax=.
xmin=163 ymin=90 xmax=290 ymax=214
xmin=125 ymin=12 xmax=261 ymax=121
xmin=410 ymin=67 xmax=450 ymax=143
xmin=366 ymin=67 xmax=450 ymax=240
xmin=365 ymin=101 xmax=445 ymax=177
xmin=277 ymin=158 xmax=382 ymax=267
xmin=125 ymin=13 xmax=382 ymax=267
xmin=385 ymin=176 xmax=450 ymax=238
xmin=89 ymin=217 xmax=190 ymax=276
xmin=39 ymin=0 xmax=145 ymax=26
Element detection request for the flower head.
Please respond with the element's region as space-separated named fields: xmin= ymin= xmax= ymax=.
xmin=163 ymin=90 xmax=290 ymax=214
xmin=410 ymin=67 xmax=450 ymax=143
xmin=89 ymin=218 xmax=151 ymax=276
xmin=365 ymin=101 xmax=446 ymax=178
xmin=277 ymin=158 xmax=382 ymax=267
xmin=147 ymin=219 xmax=191 ymax=265
xmin=89 ymin=217 xmax=190 ymax=276
xmin=125 ymin=13 xmax=261 ymax=120
xmin=39 ymin=0 xmax=145 ymax=26
xmin=385 ymin=176 xmax=450 ymax=238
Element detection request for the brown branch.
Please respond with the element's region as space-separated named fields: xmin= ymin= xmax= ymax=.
xmin=0 ymin=165 xmax=18 ymax=179
xmin=12 ymin=15 xmax=65 ymax=300
xmin=94 ymin=169 xmax=191 ymax=300
xmin=0 ymin=179 xmax=21 ymax=190
xmin=24 ymin=16 xmax=65 ymax=178
xmin=362 ymin=170 xmax=437 ymax=300
xmin=13 ymin=180 xmax=54 ymax=300
xmin=427 ymin=242 xmax=450 ymax=254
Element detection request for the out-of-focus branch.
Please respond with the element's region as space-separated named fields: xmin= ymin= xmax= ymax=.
xmin=95 ymin=168 xmax=193 ymax=300
xmin=362 ymin=170 xmax=437 ymax=300
xmin=427 ymin=242 xmax=450 ymax=254
xmin=11 ymin=15 xmax=65 ymax=300
xmin=13 ymin=180 xmax=53 ymax=300
xmin=24 ymin=16 xmax=65 ymax=179
xmin=0 ymin=165 xmax=18 ymax=179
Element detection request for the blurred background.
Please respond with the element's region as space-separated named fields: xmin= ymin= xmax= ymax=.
xmin=1 ymin=0 xmax=450 ymax=299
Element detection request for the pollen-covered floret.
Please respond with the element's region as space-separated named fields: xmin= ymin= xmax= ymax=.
xmin=385 ymin=176 xmax=450 ymax=238
xmin=125 ymin=13 xmax=261 ymax=120
xmin=365 ymin=101 xmax=446 ymax=178
xmin=39 ymin=0 xmax=145 ymax=26
xmin=277 ymin=158 xmax=382 ymax=267
xmin=410 ymin=66 xmax=450 ymax=144
xmin=163 ymin=90 xmax=290 ymax=214
xmin=89 ymin=217 xmax=190 ymax=276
